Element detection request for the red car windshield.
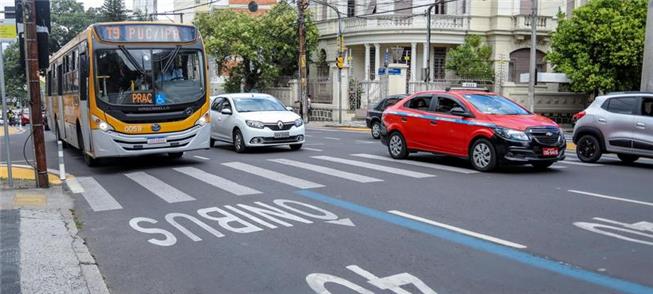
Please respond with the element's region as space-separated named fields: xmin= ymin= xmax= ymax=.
xmin=464 ymin=94 xmax=530 ymax=115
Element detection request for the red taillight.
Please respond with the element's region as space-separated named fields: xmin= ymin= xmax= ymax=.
xmin=573 ymin=111 xmax=586 ymax=121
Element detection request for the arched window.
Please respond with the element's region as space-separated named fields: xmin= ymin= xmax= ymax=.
xmin=508 ymin=48 xmax=545 ymax=82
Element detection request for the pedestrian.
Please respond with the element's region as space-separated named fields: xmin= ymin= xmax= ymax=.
xmin=306 ymin=94 xmax=312 ymax=122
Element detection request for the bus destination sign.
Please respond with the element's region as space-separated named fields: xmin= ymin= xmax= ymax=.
xmin=95 ymin=24 xmax=197 ymax=43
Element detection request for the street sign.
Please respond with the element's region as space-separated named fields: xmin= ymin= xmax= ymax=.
xmin=377 ymin=68 xmax=386 ymax=75
xmin=388 ymin=68 xmax=401 ymax=75
xmin=0 ymin=20 xmax=16 ymax=41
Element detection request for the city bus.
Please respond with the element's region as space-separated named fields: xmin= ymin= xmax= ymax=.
xmin=45 ymin=22 xmax=211 ymax=166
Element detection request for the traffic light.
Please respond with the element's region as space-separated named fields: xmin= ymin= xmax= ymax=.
xmin=336 ymin=56 xmax=345 ymax=69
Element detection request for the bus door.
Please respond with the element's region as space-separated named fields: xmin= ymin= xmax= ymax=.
xmin=78 ymin=49 xmax=92 ymax=154
xmin=56 ymin=64 xmax=66 ymax=142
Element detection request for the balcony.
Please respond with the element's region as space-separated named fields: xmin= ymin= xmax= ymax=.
xmin=316 ymin=15 xmax=470 ymax=37
xmin=512 ymin=15 xmax=556 ymax=34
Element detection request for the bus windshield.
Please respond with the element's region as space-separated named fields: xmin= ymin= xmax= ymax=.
xmin=95 ymin=48 xmax=204 ymax=106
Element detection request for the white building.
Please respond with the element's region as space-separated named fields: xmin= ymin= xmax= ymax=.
xmin=309 ymin=0 xmax=589 ymax=123
xmin=133 ymin=0 xmax=157 ymax=15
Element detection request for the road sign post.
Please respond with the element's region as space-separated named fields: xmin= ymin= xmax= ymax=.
xmin=0 ymin=18 xmax=16 ymax=187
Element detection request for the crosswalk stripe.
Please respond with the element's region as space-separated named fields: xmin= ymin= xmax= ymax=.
xmin=268 ymin=158 xmax=383 ymax=183
xmin=125 ymin=172 xmax=196 ymax=203
xmin=76 ymin=177 xmax=123 ymax=212
xmin=303 ymin=147 xmax=323 ymax=152
xmin=312 ymin=156 xmax=435 ymax=178
xmin=559 ymin=159 xmax=603 ymax=167
xmin=351 ymin=154 xmax=479 ymax=174
xmin=222 ymin=162 xmax=324 ymax=189
xmin=324 ymin=137 xmax=341 ymax=140
xmin=174 ymin=167 xmax=262 ymax=196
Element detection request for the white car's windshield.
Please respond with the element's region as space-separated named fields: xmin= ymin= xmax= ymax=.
xmin=465 ymin=94 xmax=530 ymax=115
xmin=234 ymin=97 xmax=286 ymax=112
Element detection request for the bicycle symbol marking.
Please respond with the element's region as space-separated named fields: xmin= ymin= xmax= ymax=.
xmin=574 ymin=217 xmax=653 ymax=246
xmin=306 ymin=264 xmax=437 ymax=294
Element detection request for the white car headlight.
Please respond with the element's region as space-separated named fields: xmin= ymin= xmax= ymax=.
xmin=246 ymin=120 xmax=265 ymax=129
xmin=494 ymin=127 xmax=530 ymax=142
xmin=294 ymin=118 xmax=304 ymax=127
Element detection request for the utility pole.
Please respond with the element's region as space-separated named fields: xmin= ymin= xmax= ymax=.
xmin=641 ymin=0 xmax=653 ymax=91
xmin=297 ymin=0 xmax=308 ymax=122
xmin=318 ymin=0 xmax=344 ymax=124
xmin=527 ymin=0 xmax=538 ymax=112
xmin=23 ymin=0 xmax=48 ymax=188
xmin=1 ymin=41 xmax=12 ymax=187
xmin=425 ymin=0 xmax=440 ymax=83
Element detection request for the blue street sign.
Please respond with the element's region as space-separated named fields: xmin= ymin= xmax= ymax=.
xmin=378 ymin=68 xmax=386 ymax=75
xmin=388 ymin=68 xmax=401 ymax=75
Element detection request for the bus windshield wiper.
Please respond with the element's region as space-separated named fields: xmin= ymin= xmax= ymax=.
xmin=119 ymin=46 xmax=145 ymax=75
xmin=162 ymin=46 xmax=181 ymax=74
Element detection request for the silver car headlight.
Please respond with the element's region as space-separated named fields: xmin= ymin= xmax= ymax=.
xmin=246 ymin=120 xmax=265 ymax=129
xmin=294 ymin=118 xmax=304 ymax=127
xmin=494 ymin=127 xmax=530 ymax=142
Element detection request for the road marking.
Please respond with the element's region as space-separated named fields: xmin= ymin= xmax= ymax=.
xmin=66 ymin=177 xmax=85 ymax=194
xmin=355 ymin=140 xmax=376 ymax=144
xmin=305 ymin=143 xmax=325 ymax=146
xmin=551 ymin=165 xmax=567 ymax=169
xmin=323 ymin=137 xmax=341 ymax=140
xmin=574 ymin=217 xmax=653 ymax=246
xmin=125 ymin=172 xmax=195 ymax=203
xmin=305 ymin=134 xmax=313 ymax=138
xmin=351 ymin=153 xmax=479 ymax=174
xmin=268 ymin=158 xmax=382 ymax=183
xmin=388 ymin=210 xmax=527 ymax=249
xmin=303 ymin=147 xmax=323 ymax=152
xmin=559 ymin=159 xmax=603 ymax=167
xmin=312 ymin=156 xmax=434 ymax=178
xmin=222 ymin=162 xmax=324 ymax=189
xmin=193 ymin=155 xmax=210 ymax=160
xmin=76 ymin=177 xmax=123 ymax=212
xmin=568 ymin=190 xmax=653 ymax=208
xmin=174 ymin=167 xmax=262 ymax=196
xmin=295 ymin=190 xmax=653 ymax=294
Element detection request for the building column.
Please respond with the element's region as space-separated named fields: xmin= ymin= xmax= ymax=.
xmin=422 ymin=42 xmax=428 ymax=81
xmin=429 ymin=45 xmax=435 ymax=81
xmin=364 ymin=44 xmax=371 ymax=81
xmin=374 ymin=43 xmax=381 ymax=81
xmin=410 ymin=42 xmax=417 ymax=82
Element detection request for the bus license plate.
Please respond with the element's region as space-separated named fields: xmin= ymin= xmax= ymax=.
xmin=274 ymin=131 xmax=290 ymax=139
xmin=147 ymin=137 xmax=167 ymax=145
xmin=543 ymin=147 xmax=559 ymax=157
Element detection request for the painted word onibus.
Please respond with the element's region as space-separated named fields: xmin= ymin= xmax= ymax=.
xmin=45 ymin=22 xmax=211 ymax=166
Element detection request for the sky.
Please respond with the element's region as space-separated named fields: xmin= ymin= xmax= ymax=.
xmin=0 ymin=0 xmax=176 ymax=15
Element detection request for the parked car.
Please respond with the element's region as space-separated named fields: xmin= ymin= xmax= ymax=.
xmin=366 ymin=94 xmax=407 ymax=139
xmin=572 ymin=92 xmax=653 ymax=163
xmin=20 ymin=113 xmax=30 ymax=126
xmin=381 ymin=88 xmax=566 ymax=171
xmin=209 ymin=93 xmax=305 ymax=153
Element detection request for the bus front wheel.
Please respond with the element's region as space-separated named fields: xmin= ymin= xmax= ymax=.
xmin=77 ymin=126 xmax=97 ymax=167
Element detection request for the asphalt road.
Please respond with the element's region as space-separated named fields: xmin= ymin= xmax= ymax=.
xmin=4 ymin=126 xmax=653 ymax=294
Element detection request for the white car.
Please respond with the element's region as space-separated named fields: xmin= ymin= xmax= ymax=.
xmin=210 ymin=93 xmax=305 ymax=152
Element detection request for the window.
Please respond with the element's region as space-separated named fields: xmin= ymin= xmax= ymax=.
xmin=436 ymin=97 xmax=464 ymax=114
xmin=641 ymin=98 xmax=653 ymax=117
xmin=211 ymin=98 xmax=223 ymax=111
xmin=347 ymin=0 xmax=355 ymax=17
xmin=602 ymin=97 xmax=637 ymax=115
xmin=46 ymin=70 xmax=52 ymax=96
xmin=71 ymin=51 xmax=77 ymax=70
xmin=405 ymin=96 xmax=432 ymax=111
xmin=218 ymin=99 xmax=232 ymax=112
xmin=465 ymin=94 xmax=530 ymax=115
xmin=434 ymin=2 xmax=446 ymax=14
xmin=509 ymin=48 xmax=545 ymax=82
xmin=433 ymin=47 xmax=446 ymax=79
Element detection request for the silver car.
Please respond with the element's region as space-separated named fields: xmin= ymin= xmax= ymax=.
xmin=573 ymin=92 xmax=653 ymax=163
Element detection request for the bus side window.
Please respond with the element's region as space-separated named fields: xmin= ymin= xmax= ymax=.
xmin=79 ymin=52 xmax=87 ymax=101
xmin=57 ymin=64 xmax=63 ymax=96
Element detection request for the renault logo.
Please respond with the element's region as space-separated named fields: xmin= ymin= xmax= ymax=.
xmin=545 ymin=132 xmax=553 ymax=136
xmin=277 ymin=121 xmax=284 ymax=129
xmin=152 ymin=123 xmax=161 ymax=132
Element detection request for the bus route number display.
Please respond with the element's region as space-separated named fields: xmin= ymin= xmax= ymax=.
xmin=96 ymin=24 xmax=196 ymax=43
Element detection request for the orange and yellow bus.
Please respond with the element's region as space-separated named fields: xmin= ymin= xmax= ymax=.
xmin=45 ymin=22 xmax=211 ymax=165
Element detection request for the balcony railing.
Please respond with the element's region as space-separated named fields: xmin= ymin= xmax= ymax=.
xmin=512 ymin=15 xmax=556 ymax=32
xmin=317 ymin=15 xmax=470 ymax=36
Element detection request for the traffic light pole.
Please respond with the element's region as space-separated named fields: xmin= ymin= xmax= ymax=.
xmin=23 ymin=0 xmax=48 ymax=188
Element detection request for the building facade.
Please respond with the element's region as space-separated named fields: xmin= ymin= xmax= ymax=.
xmin=133 ymin=0 xmax=157 ymax=15
xmin=310 ymin=0 xmax=589 ymax=123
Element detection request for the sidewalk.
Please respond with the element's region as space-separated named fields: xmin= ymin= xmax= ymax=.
xmin=0 ymin=185 xmax=109 ymax=294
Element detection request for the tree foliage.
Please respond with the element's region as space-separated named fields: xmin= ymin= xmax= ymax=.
xmin=445 ymin=35 xmax=494 ymax=80
xmin=548 ymin=0 xmax=647 ymax=94
xmin=195 ymin=1 xmax=318 ymax=92
xmin=3 ymin=42 xmax=27 ymax=101
xmin=99 ymin=0 xmax=128 ymax=22
xmin=49 ymin=0 xmax=99 ymax=54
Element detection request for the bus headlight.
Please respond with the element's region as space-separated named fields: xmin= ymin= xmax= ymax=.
xmin=92 ymin=115 xmax=112 ymax=132
xmin=197 ymin=112 xmax=210 ymax=126
xmin=99 ymin=121 xmax=110 ymax=131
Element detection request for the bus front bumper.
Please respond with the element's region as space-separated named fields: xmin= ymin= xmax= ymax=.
xmin=91 ymin=124 xmax=211 ymax=158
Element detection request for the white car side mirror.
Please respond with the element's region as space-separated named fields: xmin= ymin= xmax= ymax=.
xmin=286 ymin=106 xmax=293 ymax=111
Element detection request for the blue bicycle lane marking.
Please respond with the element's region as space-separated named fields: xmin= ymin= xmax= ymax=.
xmin=295 ymin=190 xmax=653 ymax=294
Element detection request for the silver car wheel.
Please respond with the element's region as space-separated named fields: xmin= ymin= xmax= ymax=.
xmin=473 ymin=143 xmax=491 ymax=168
xmin=389 ymin=135 xmax=402 ymax=156
xmin=372 ymin=123 xmax=381 ymax=137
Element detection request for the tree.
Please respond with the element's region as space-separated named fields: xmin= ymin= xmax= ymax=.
xmin=548 ymin=0 xmax=647 ymax=94
xmin=445 ymin=35 xmax=494 ymax=81
xmin=3 ymin=42 xmax=27 ymax=103
xmin=99 ymin=0 xmax=128 ymax=22
xmin=195 ymin=1 xmax=318 ymax=92
xmin=49 ymin=0 xmax=98 ymax=54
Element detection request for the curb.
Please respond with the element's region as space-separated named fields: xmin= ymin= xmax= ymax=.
xmin=0 ymin=164 xmax=64 ymax=185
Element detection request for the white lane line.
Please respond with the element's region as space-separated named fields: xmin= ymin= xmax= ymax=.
xmin=193 ymin=155 xmax=210 ymax=160
xmin=65 ymin=177 xmax=85 ymax=194
xmin=268 ymin=158 xmax=382 ymax=183
xmin=76 ymin=177 xmax=123 ymax=212
xmin=559 ymin=160 xmax=603 ymax=167
xmin=174 ymin=167 xmax=262 ymax=196
xmin=125 ymin=172 xmax=195 ymax=203
xmin=312 ymin=156 xmax=434 ymax=178
xmin=222 ymin=162 xmax=324 ymax=189
xmin=551 ymin=165 xmax=568 ymax=169
xmin=305 ymin=134 xmax=313 ymax=138
xmin=303 ymin=147 xmax=323 ymax=152
xmin=355 ymin=140 xmax=377 ymax=144
xmin=388 ymin=210 xmax=527 ymax=249
xmin=351 ymin=153 xmax=478 ymax=174
xmin=568 ymin=190 xmax=653 ymax=208
xmin=323 ymin=137 xmax=341 ymax=140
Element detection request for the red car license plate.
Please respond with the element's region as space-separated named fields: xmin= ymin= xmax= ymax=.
xmin=543 ymin=147 xmax=559 ymax=157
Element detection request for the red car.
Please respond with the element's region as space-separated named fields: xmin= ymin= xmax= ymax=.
xmin=380 ymin=88 xmax=566 ymax=171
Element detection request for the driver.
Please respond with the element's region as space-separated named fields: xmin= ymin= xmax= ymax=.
xmin=160 ymin=59 xmax=183 ymax=81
